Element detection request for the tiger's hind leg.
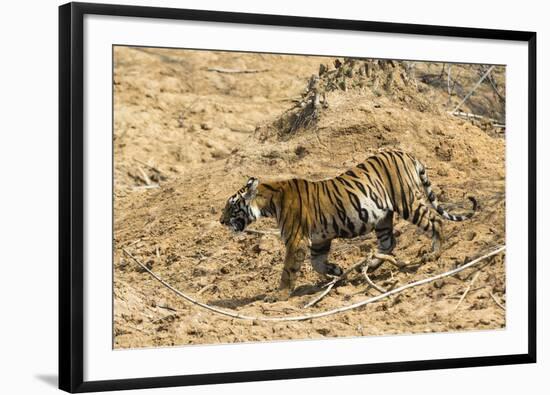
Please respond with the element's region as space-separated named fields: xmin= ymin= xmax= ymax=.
xmin=408 ymin=198 xmax=443 ymax=259
xmin=375 ymin=210 xmax=396 ymax=254
xmin=310 ymin=239 xmax=343 ymax=277
xmin=368 ymin=210 xmax=396 ymax=272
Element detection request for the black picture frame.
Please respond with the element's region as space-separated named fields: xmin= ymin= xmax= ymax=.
xmin=59 ymin=2 xmax=537 ymax=393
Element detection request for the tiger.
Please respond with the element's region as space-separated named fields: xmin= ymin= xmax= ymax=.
xmin=220 ymin=149 xmax=476 ymax=302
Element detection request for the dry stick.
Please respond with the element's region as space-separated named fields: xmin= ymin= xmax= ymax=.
xmin=123 ymin=246 xmax=505 ymax=322
xmin=138 ymin=166 xmax=152 ymax=186
xmin=373 ymin=251 xmax=407 ymax=269
xmin=156 ymin=305 xmax=177 ymax=312
xmin=453 ymin=271 xmax=480 ymax=312
xmin=447 ymin=65 xmax=453 ymax=96
xmin=362 ymin=265 xmax=388 ymax=293
xmin=135 ymin=158 xmax=164 ymax=176
xmin=489 ymin=291 xmax=506 ymax=310
xmin=464 ymin=255 xmax=499 ymax=280
xmin=244 ymin=228 xmax=279 ymax=236
xmin=303 ymin=258 xmax=368 ymax=309
xmin=132 ymin=184 xmax=160 ymax=191
xmin=206 ymin=67 xmax=270 ymax=74
xmin=152 ymin=314 xmax=178 ymax=325
xmin=125 ymin=238 xmax=142 ymax=248
xmin=197 ymin=284 xmax=216 ymax=296
xmin=480 ymin=66 xmax=505 ymax=102
xmin=127 ymin=324 xmax=150 ymax=334
xmin=452 ymin=111 xmax=501 ymax=124
xmin=450 ymin=65 xmax=495 ymax=115
xmin=302 ymin=284 xmax=336 ymax=309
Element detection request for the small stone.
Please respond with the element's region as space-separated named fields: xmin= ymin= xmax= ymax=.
xmin=220 ymin=266 xmax=230 ymax=274
xmin=201 ymin=122 xmax=212 ymax=131
xmin=294 ymin=145 xmax=308 ymax=158
xmin=251 ymin=244 xmax=261 ymax=254
xmin=432 ymin=125 xmax=444 ymax=135
xmin=316 ymin=327 xmax=331 ymax=336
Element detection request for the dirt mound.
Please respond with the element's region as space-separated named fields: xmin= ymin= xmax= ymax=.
xmin=113 ymin=47 xmax=505 ymax=349
xmin=263 ymin=58 xmax=436 ymax=139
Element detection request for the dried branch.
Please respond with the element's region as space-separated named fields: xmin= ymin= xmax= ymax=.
xmin=244 ymin=228 xmax=279 ymax=236
xmin=124 ymin=245 xmax=505 ymax=322
xmin=451 ymin=111 xmax=501 ymax=124
xmin=480 ymin=65 xmax=505 ymax=103
xmin=303 ymin=258 xmax=367 ymax=308
xmin=447 ymin=65 xmax=453 ymax=96
xmin=135 ymin=158 xmax=165 ymax=178
xmin=489 ymin=291 xmax=506 ymax=310
xmin=197 ymin=284 xmax=216 ymax=296
xmin=303 ymin=282 xmax=336 ymax=309
xmin=362 ymin=265 xmax=388 ymax=293
xmin=450 ymin=65 xmax=495 ymax=115
xmin=132 ymin=184 xmax=160 ymax=191
xmin=138 ymin=166 xmax=152 ymax=186
xmin=454 ymin=271 xmax=480 ymax=311
xmin=206 ymin=67 xmax=269 ymax=74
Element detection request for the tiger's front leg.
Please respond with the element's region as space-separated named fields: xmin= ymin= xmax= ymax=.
xmin=310 ymin=239 xmax=343 ymax=277
xmin=264 ymin=244 xmax=306 ymax=303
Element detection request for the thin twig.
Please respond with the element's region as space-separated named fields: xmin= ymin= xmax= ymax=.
xmin=303 ymin=282 xmax=337 ymax=309
xmin=489 ymin=291 xmax=506 ymax=310
xmin=156 ymin=305 xmax=177 ymax=312
xmin=124 ymin=246 xmax=505 ymax=322
xmin=152 ymin=314 xmax=179 ymax=324
xmin=244 ymin=228 xmax=279 ymax=236
xmin=125 ymin=238 xmax=142 ymax=248
xmin=197 ymin=284 xmax=216 ymax=296
xmin=451 ymin=111 xmax=501 ymax=124
xmin=362 ymin=265 xmax=388 ymax=293
xmin=480 ymin=65 xmax=505 ymax=102
xmin=303 ymin=258 xmax=368 ymax=308
xmin=454 ymin=271 xmax=480 ymax=312
xmin=138 ymin=166 xmax=152 ymax=186
xmin=447 ymin=65 xmax=453 ymax=96
xmin=372 ymin=251 xmax=407 ymax=269
xmin=135 ymin=158 xmax=164 ymax=176
xmin=126 ymin=324 xmax=150 ymax=334
xmin=450 ymin=65 xmax=495 ymax=115
xmin=206 ymin=67 xmax=270 ymax=74
xmin=132 ymin=184 xmax=160 ymax=190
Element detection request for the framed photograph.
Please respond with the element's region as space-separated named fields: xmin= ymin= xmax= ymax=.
xmin=59 ymin=2 xmax=537 ymax=392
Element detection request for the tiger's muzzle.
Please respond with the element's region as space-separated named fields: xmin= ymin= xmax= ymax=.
xmin=220 ymin=216 xmax=246 ymax=232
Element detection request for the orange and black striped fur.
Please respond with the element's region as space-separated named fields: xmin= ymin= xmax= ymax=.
xmin=220 ymin=150 xmax=476 ymax=301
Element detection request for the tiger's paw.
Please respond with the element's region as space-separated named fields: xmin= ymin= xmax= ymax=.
xmin=325 ymin=263 xmax=343 ymax=277
xmin=420 ymin=250 xmax=441 ymax=263
xmin=263 ymin=289 xmax=291 ymax=303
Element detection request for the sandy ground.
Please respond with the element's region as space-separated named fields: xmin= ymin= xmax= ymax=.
xmin=113 ymin=46 xmax=506 ymax=349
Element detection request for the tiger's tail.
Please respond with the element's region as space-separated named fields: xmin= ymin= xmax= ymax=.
xmin=416 ymin=160 xmax=477 ymax=221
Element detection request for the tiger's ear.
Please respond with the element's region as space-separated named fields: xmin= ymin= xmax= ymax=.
xmin=244 ymin=177 xmax=259 ymax=201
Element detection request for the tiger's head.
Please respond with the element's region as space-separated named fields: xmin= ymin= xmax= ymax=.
xmin=220 ymin=177 xmax=260 ymax=232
